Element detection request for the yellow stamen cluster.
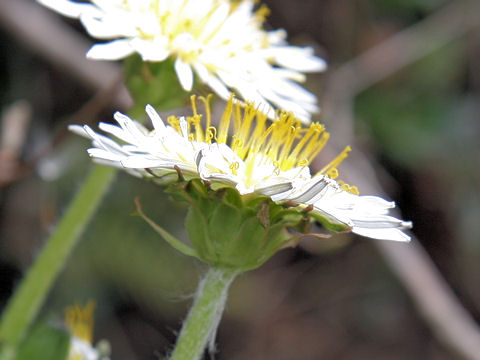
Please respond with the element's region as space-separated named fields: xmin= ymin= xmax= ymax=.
xmin=65 ymin=301 xmax=96 ymax=344
xmin=169 ymin=95 xmax=359 ymax=194
xmin=120 ymin=0 xmax=272 ymax=61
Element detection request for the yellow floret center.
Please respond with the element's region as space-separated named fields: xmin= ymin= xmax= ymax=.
xmin=167 ymin=95 xmax=359 ymax=194
xmin=121 ymin=0 xmax=271 ymax=64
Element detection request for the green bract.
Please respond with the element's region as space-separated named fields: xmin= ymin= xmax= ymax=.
xmin=136 ymin=178 xmax=337 ymax=273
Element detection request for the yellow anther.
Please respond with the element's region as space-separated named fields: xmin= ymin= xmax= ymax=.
xmin=167 ymin=116 xmax=181 ymax=133
xmin=188 ymin=115 xmax=203 ymax=142
xmin=349 ymin=185 xmax=360 ymax=195
xmin=206 ymin=126 xmax=217 ymax=143
xmin=327 ymin=168 xmax=339 ymax=179
xmin=338 ymin=181 xmax=360 ymax=195
xmin=298 ymin=159 xmax=309 ymax=167
xmin=231 ymin=135 xmax=243 ymax=150
xmin=229 ymin=161 xmax=239 ymax=175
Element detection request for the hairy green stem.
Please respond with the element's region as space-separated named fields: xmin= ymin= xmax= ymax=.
xmin=169 ymin=267 xmax=238 ymax=360
xmin=0 ymin=165 xmax=116 ymax=354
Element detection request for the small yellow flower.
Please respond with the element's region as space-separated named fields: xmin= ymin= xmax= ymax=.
xmin=65 ymin=301 xmax=109 ymax=360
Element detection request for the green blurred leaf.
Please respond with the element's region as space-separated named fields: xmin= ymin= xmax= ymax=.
xmin=369 ymin=0 xmax=446 ymax=20
xmin=356 ymin=41 xmax=465 ymax=167
xmin=15 ymin=324 xmax=69 ymax=360
xmin=124 ymin=55 xmax=190 ymax=118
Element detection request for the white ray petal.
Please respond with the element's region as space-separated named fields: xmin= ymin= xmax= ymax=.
xmin=68 ymin=124 xmax=90 ymax=139
xmin=37 ymin=0 xmax=100 ymax=18
xmin=69 ymin=96 xmax=411 ymax=244
xmin=131 ymin=38 xmax=170 ymax=61
xmin=174 ymin=58 xmax=194 ymax=91
xmin=145 ymin=105 xmax=167 ymax=133
xmin=268 ymin=47 xmax=328 ymax=72
xmin=86 ymin=39 xmax=135 ymax=60
xmin=353 ymin=227 xmax=411 ymax=242
xmin=87 ymin=148 xmax=123 ymax=162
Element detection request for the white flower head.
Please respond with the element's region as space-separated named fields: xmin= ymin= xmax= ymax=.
xmin=65 ymin=301 xmax=110 ymax=360
xmin=37 ymin=0 xmax=326 ymax=122
xmin=71 ymin=95 xmax=412 ymax=242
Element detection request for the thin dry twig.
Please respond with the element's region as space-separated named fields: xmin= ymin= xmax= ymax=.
xmin=323 ymin=0 xmax=480 ymax=142
xmin=339 ymin=151 xmax=480 ymax=360
xmin=0 ymin=101 xmax=32 ymax=188
xmin=320 ymin=1 xmax=480 ymax=359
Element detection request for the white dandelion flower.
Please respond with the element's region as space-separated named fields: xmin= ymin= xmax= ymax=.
xmin=37 ymin=0 xmax=326 ymax=122
xmin=71 ymin=95 xmax=412 ymax=242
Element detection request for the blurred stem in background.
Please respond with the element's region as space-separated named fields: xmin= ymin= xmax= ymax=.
xmin=169 ymin=268 xmax=238 ymax=360
xmin=0 ymin=165 xmax=117 ymax=358
xmin=0 ymin=53 xmax=190 ymax=356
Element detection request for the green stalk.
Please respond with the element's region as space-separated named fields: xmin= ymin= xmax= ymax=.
xmin=0 ymin=165 xmax=116 ymax=354
xmin=169 ymin=267 xmax=238 ymax=360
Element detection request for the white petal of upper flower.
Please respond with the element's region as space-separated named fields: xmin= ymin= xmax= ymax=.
xmin=263 ymin=46 xmax=328 ymax=72
xmin=271 ymin=76 xmax=317 ymax=104
xmin=199 ymin=3 xmax=231 ymax=42
xmin=37 ymin=0 xmax=100 ymax=18
xmin=79 ymin=13 xmax=132 ymax=39
xmin=37 ymin=0 xmax=327 ymax=122
xmin=193 ymin=64 xmax=231 ymax=99
xmin=87 ymin=39 xmax=135 ymax=60
xmin=174 ymin=58 xmax=194 ymax=91
xmin=257 ymin=87 xmax=318 ymax=124
xmin=131 ymin=38 xmax=170 ymax=62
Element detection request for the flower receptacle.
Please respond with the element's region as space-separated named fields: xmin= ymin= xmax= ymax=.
xmin=168 ymin=179 xmax=318 ymax=272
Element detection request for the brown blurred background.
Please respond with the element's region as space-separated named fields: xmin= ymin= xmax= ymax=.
xmin=0 ymin=0 xmax=480 ymax=359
